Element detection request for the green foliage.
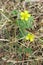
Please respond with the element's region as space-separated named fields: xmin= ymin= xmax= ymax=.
xmin=12 ymin=10 xmax=34 ymax=38
xmin=24 ymin=47 xmax=32 ymax=54
xmin=26 ymin=16 xmax=34 ymax=28
xmin=16 ymin=16 xmax=34 ymax=38
xmin=11 ymin=10 xmax=18 ymax=15
xmin=18 ymin=46 xmax=32 ymax=54
xmin=17 ymin=16 xmax=34 ymax=29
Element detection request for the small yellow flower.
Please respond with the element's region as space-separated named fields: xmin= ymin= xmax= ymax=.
xmin=20 ymin=10 xmax=31 ymax=21
xmin=25 ymin=33 xmax=35 ymax=42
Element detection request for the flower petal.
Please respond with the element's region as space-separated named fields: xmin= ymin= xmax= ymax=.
xmin=25 ymin=36 xmax=29 ymax=40
xmin=29 ymin=34 xmax=35 ymax=42
xmin=25 ymin=18 xmax=28 ymax=21
xmin=24 ymin=10 xmax=28 ymax=14
xmin=25 ymin=34 xmax=30 ymax=40
xmin=30 ymin=38 xmax=34 ymax=42
xmin=25 ymin=33 xmax=35 ymax=42
xmin=28 ymin=14 xmax=31 ymax=17
xmin=20 ymin=10 xmax=31 ymax=21
xmin=21 ymin=17 xmax=24 ymax=20
xmin=20 ymin=12 xmax=24 ymax=16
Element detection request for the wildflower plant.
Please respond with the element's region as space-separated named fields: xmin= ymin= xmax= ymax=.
xmin=0 ymin=2 xmax=43 ymax=64
xmin=12 ymin=10 xmax=34 ymax=41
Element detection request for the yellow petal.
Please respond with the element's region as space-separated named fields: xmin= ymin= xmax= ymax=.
xmin=24 ymin=10 xmax=28 ymax=14
xmin=24 ymin=11 xmax=29 ymax=17
xmin=26 ymin=14 xmax=29 ymax=17
xmin=25 ymin=36 xmax=29 ymax=40
xmin=29 ymin=34 xmax=35 ymax=42
xmin=20 ymin=12 xmax=24 ymax=16
xmin=25 ymin=34 xmax=30 ymax=40
xmin=27 ymin=33 xmax=35 ymax=42
xmin=28 ymin=14 xmax=31 ymax=17
xmin=21 ymin=17 xmax=24 ymax=20
xmin=28 ymin=33 xmax=31 ymax=37
xmin=20 ymin=10 xmax=31 ymax=21
xmin=25 ymin=17 xmax=28 ymax=21
xmin=30 ymin=38 xmax=34 ymax=42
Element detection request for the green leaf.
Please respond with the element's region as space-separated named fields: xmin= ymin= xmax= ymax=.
xmin=26 ymin=16 xmax=34 ymax=28
xmin=11 ymin=10 xmax=18 ymax=15
xmin=17 ymin=16 xmax=34 ymax=29
xmin=18 ymin=46 xmax=32 ymax=54
xmin=17 ymin=20 xmax=28 ymax=38
xmin=24 ymin=47 xmax=32 ymax=54
xmin=17 ymin=19 xmax=27 ymax=29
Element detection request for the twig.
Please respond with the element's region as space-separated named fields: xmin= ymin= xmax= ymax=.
xmin=2 ymin=57 xmax=43 ymax=64
xmin=0 ymin=9 xmax=3 ymax=12
xmin=0 ymin=13 xmax=13 ymax=29
xmin=0 ymin=20 xmax=7 ymax=29
xmin=1 ymin=13 xmax=12 ymax=21
xmin=0 ymin=39 xmax=9 ymax=42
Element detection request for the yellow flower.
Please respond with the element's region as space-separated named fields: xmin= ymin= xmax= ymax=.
xmin=20 ymin=10 xmax=31 ymax=21
xmin=25 ymin=33 xmax=35 ymax=42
